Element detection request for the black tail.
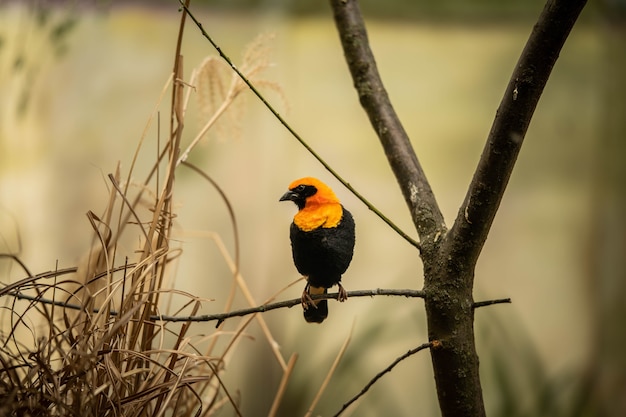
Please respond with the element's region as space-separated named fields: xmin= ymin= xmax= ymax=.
xmin=304 ymin=287 xmax=328 ymax=323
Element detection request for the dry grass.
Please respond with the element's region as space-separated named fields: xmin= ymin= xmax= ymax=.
xmin=0 ymin=11 xmax=305 ymax=417
xmin=179 ymin=32 xmax=284 ymax=165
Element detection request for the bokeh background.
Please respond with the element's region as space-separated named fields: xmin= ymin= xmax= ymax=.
xmin=1 ymin=0 xmax=623 ymax=416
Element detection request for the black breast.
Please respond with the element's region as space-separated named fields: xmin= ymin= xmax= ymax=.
xmin=289 ymin=207 xmax=355 ymax=289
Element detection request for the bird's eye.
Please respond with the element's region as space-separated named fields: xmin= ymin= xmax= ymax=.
xmin=295 ymin=185 xmax=306 ymax=192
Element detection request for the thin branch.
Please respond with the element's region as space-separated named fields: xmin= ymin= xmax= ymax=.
xmin=178 ymin=1 xmax=420 ymax=250
xmin=156 ymin=289 xmax=426 ymax=325
xmin=446 ymin=0 xmax=588 ymax=269
xmin=10 ymin=291 xmax=103 ymax=313
xmin=472 ymin=298 xmax=511 ymax=309
xmin=5 ymin=287 xmax=508 ymax=324
xmin=329 ymin=0 xmax=445 ymax=246
xmin=332 ymin=341 xmax=434 ymax=417
xmin=5 ymin=288 xmax=425 ymax=321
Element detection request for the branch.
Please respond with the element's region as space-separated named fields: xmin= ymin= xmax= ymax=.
xmin=7 ymin=288 xmax=423 ymax=323
xmin=421 ymin=2 xmax=587 ymax=416
xmin=332 ymin=341 xmax=435 ymax=417
xmin=329 ymin=0 xmax=445 ymax=245
xmin=472 ymin=298 xmax=511 ymax=309
xmin=446 ymin=0 xmax=588 ymax=269
xmin=179 ymin=1 xmax=419 ymax=249
xmin=177 ymin=289 xmax=426 ymax=325
xmin=330 ymin=1 xmax=586 ymax=417
xmin=6 ymin=288 xmax=509 ymax=325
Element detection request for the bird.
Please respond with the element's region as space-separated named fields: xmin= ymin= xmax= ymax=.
xmin=279 ymin=177 xmax=355 ymax=323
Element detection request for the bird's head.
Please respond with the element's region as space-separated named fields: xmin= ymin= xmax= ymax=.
xmin=279 ymin=177 xmax=340 ymax=210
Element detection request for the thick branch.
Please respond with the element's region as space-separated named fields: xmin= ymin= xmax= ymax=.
xmin=329 ymin=0 xmax=445 ymax=245
xmin=330 ymin=1 xmax=586 ymax=417
xmin=446 ymin=0 xmax=588 ymax=268
xmin=423 ymin=2 xmax=587 ymax=417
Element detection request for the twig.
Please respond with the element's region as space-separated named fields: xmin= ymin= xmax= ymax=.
xmin=163 ymin=289 xmax=427 ymax=325
xmin=472 ymin=298 xmax=511 ymax=309
xmin=5 ymin=286 xmax=509 ymax=324
xmin=5 ymin=288 xmax=423 ymax=319
xmin=10 ymin=291 xmax=116 ymax=314
xmin=178 ymin=1 xmax=420 ymax=250
xmin=332 ymin=341 xmax=434 ymax=417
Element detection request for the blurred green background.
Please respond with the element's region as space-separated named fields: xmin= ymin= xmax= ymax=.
xmin=0 ymin=0 xmax=623 ymax=416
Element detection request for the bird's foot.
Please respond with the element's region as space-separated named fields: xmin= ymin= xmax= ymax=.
xmin=337 ymin=283 xmax=348 ymax=302
xmin=301 ymin=287 xmax=317 ymax=310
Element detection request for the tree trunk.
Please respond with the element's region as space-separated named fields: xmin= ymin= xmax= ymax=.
xmin=330 ymin=0 xmax=587 ymax=416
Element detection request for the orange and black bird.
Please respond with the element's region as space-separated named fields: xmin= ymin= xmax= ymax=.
xmin=279 ymin=177 xmax=356 ymax=323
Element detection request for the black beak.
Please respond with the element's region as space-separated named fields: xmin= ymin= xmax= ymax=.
xmin=279 ymin=190 xmax=299 ymax=202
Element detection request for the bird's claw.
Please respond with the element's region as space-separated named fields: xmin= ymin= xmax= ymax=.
xmin=337 ymin=284 xmax=347 ymax=302
xmin=301 ymin=289 xmax=317 ymax=310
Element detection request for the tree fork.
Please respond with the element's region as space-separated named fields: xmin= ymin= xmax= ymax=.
xmin=330 ymin=0 xmax=587 ymax=416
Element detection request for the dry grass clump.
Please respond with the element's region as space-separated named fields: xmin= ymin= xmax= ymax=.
xmin=0 ymin=18 xmax=293 ymax=417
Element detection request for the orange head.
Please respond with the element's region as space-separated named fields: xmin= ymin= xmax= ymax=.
xmin=279 ymin=177 xmax=343 ymax=231
xmin=279 ymin=177 xmax=340 ymax=209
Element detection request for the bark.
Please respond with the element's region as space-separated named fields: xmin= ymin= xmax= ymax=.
xmin=328 ymin=0 xmax=445 ymax=246
xmin=446 ymin=0 xmax=588 ymax=269
xmin=329 ymin=0 xmax=587 ymax=416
